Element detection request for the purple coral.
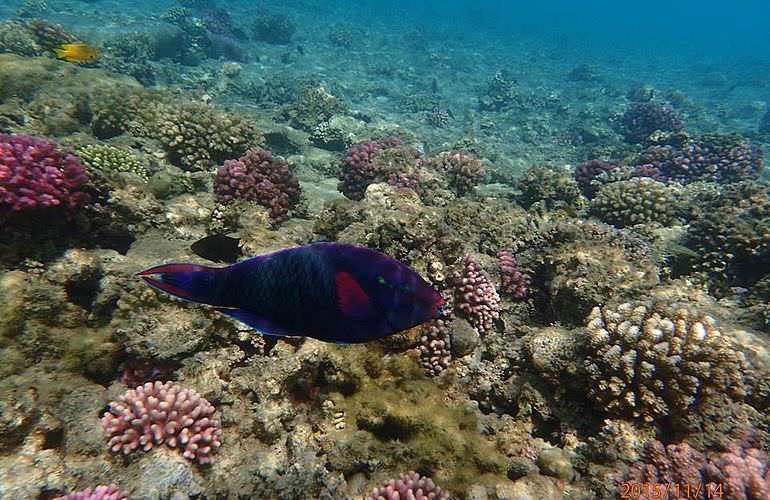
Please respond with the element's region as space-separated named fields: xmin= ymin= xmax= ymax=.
xmin=430 ymin=150 xmax=486 ymax=196
xmin=101 ymin=381 xmax=222 ymax=465
xmin=367 ymin=471 xmax=448 ymax=500
xmin=337 ymin=137 xmax=422 ymax=200
xmin=622 ymin=440 xmax=708 ymax=499
xmin=706 ymin=439 xmax=770 ymax=500
xmin=573 ymin=159 xmax=621 ymax=196
xmin=0 ymin=133 xmax=90 ymax=213
xmin=214 ymin=147 xmax=301 ymax=222
xmin=455 ymin=254 xmax=500 ymax=336
xmin=635 ymin=134 xmax=763 ymax=184
xmin=54 ymin=484 xmax=128 ymax=500
xmin=497 ymin=250 xmax=529 ymax=299
xmin=419 ymin=319 xmax=452 ymax=376
xmin=623 ymin=102 xmax=684 ymax=143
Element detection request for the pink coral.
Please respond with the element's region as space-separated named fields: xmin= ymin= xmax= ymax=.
xmin=455 ymin=254 xmax=500 ymax=336
xmin=337 ymin=137 xmax=422 ymax=200
xmin=0 ymin=133 xmax=90 ymax=213
xmin=430 ymin=150 xmax=485 ymax=196
xmin=214 ymin=147 xmax=301 ymax=221
xmin=367 ymin=471 xmax=448 ymax=500
xmin=54 ymin=484 xmax=128 ymax=500
xmin=573 ymin=159 xmax=621 ymax=196
xmin=706 ymin=439 xmax=770 ymax=500
xmin=419 ymin=319 xmax=452 ymax=376
xmin=101 ymin=381 xmax=222 ymax=465
xmin=497 ymin=250 xmax=529 ymax=299
xmin=622 ymin=440 xmax=707 ymax=499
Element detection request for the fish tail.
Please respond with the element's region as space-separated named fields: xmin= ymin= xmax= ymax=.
xmin=137 ymin=263 xmax=227 ymax=306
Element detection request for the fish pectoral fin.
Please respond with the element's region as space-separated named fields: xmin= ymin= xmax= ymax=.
xmin=215 ymin=308 xmax=294 ymax=338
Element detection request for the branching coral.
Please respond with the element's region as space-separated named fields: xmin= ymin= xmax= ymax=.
xmin=54 ymin=484 xmax=129 ymax=500
xmin=623 ymin=102 xmax=684 ymax=144
xmin=584 ymin=301 xmax=749 ymax=423
xmin=213 ymin=147 xmax=301 ymax=222
xmin=455 ymin=254 xmax=500 ymax=336
xmin=151 ymin=102 xmax=263 ymax=171
xmin=1 ymin=134 xmax=90 ymax=213
xmin=76 ymin=144 xmax=148 ymax=181
xmin=590 ymin=177 xmax=681 ymax=228
xmin=101 ymin=381 xmax=222 ymax=465
xmin=419 ymin=318 xmax=452 ymax=376
xmin=337 ymin=137 xmax=422 ymax=200
xmin=428 ymin=150 xmax=486 ymax=196
xmin=367 ymin=471 xmax=448 ymax=500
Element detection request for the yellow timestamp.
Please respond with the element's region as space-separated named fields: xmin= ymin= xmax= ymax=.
xmin=619 ymin=481 xmax=724 ymax=499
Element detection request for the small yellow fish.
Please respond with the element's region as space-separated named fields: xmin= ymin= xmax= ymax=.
xmin=54 ymin=43 xmax=99 ymax=63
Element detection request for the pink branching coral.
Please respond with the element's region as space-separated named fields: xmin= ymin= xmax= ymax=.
xmin=706 ymin=439 xmax=770 ymax=500
xmin=54 ymin=484 xmax=128 ymax=500
xmin=497 ymin=250 xmax=529 ymax=299
xmin=621 ymin=440 xmax=707 ymax=498
xmin=367 ymin=471 xmax=448 ymax=500
xmin=214 ymin=147 xmax=301 ymax=222
xmin=430 ymin=150 xmax=486 ymax=196
xmin=419 ymin=319 xmax=452 ymax=376
xmin=337 ymin=137 xmax=422 ymax=200
xmin=101 ymin=381 xmax=222 ymax=465
xmin=455 ymin=254 xmax=500 ymax=336
xmin=0 ymin=133 xmax=90 ymax=213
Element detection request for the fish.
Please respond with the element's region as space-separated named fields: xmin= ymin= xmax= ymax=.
xmin=137 ymin=242 xmax=446 ymax=344
xmin=191 ymin=234 xmax=242 ymax=263
xmin=54 ymin=43 xmax=100 ymax=63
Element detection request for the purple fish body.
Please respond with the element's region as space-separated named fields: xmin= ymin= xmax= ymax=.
xmin=137 ymin=242 xmax=445 ymax=343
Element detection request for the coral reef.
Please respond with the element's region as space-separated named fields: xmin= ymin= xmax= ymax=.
xmin=337 ymin=137 xmax=422 ymax=201
xmin=706 ymin=438 xmax=770 ymax=500
xmin=284 ymin=84 xmax=349 ymax=132
xmin=54 ymin=484 xmax=129 ymax=500
xmin=101 ymin=381 xmax=222 ymax=465
xmin=428 ymin=150 xmax=486 ymax=196
xmin=584 ymin=301 xmax=749 ymax=423
xmin=589 ymin=177 xmax=681 ymax=228
xmin=214 ymin=147 xmax=301 ymax=222
xmin=252 ymin=11 xmax=296 ymax=45
xmin=76 ymin=144 xmax=148 ymax=181
xmin=367 ymin=471 xmax=448 ymax=500
xmin=0 ymin=133 xmax=90 ymax=214
xmin=623 ymin=102 xmax=684 ymax=144
xmin=573 ymin=159 xmax=621 ymax=196
xmin=621 ymin=440 xmax=708 ymax=498
xmin=497 ymin=250 xmax=529 ymax=298
xmin=515 ymin=164 xmax=581 ymax=210
xmin=150 ymin=102 xmax=263 ymax=171
xmin=686 ymin=181 xmax=770 ymax=291
xmin=419 ymin=319 xmax=452 ymax=376
xmin=634 ymin=133 xmax=764 ymax=184
xmin=455 ymin=254 xmax=500 ymax=336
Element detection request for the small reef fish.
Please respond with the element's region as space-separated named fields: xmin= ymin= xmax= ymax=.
xmin=54 ymin=43 xmax=100 ymax=63
xmin=190 ymin=234 xmax=243 ymax=263
xmin=138 ymin=242 xmax=445 ymax=344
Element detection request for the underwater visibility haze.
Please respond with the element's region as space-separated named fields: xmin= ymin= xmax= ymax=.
xmin=1 ymin=0 xmax=770 ymax=498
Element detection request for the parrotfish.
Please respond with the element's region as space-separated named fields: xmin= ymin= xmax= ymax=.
xmin=138 ymin=242 xmax=445 ymax=344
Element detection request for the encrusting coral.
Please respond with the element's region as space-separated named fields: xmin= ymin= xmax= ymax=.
xmin=101 ymin=381 xmax=222 ymax=465
xmin=583 ymin=301 xmax=749 ymax=423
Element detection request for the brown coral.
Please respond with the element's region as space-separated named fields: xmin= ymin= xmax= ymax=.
xmin=584 ymin=301 xmax=749 ymax=423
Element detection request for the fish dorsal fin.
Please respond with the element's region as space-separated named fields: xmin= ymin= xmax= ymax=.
xmin=334 ymin=272 xmax=378 ymax=320
xmin=215 ymin=307 xmax=293 ymax=338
